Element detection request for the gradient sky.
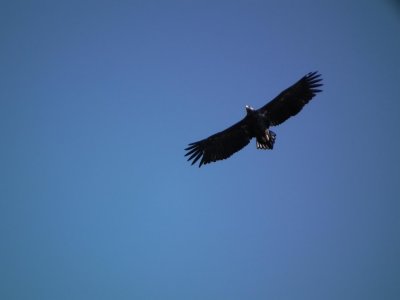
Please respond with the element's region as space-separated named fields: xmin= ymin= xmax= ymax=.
xmin=1 ymin=1 xmax=400 ymax=299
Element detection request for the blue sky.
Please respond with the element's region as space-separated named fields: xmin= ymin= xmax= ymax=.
xmin=1 ymin=1 xmax=400 ymax=299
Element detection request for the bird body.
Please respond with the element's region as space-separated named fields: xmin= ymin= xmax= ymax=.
xmin=244 ymin=105 xmax=276 ymax=150
xmin=185 ymin=72 xmax=323 ymax=167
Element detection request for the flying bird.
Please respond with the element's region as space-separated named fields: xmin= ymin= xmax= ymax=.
xmin=185 ymin=71 xmax=323 ymax=167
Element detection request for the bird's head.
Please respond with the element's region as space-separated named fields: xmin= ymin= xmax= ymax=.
xmin=245 ymin=105 xmax=255 ymax=114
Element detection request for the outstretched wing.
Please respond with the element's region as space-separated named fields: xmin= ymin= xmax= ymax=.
xmin=258 ymin=71 xmax=323 ymax=126
xmin=185 ymin=118 xmax=252 ymax=167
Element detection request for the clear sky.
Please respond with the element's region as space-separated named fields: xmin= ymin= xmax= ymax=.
xmin=1 ymin=1 xmax=400 ymax=299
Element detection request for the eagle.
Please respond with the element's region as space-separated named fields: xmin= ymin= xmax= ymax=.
xmin=184 ymin=71 xmax=323 ymax=167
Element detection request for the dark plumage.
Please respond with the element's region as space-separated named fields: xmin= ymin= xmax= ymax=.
xmin=185 ymin=71 xmax=323 ymax=167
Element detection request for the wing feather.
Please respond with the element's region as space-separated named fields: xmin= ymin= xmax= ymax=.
xmin=258 ymin=71 xmax=323 ymax=126
xmin=185 ymin=118 xmax=252 ymax=167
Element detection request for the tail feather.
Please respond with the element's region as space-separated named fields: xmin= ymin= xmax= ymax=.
xmin=256 ymin=130 xmax=276 ymax=150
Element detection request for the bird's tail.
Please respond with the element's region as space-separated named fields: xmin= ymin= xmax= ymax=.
xmin=256 ymin=130 xmax=276 ymax=150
